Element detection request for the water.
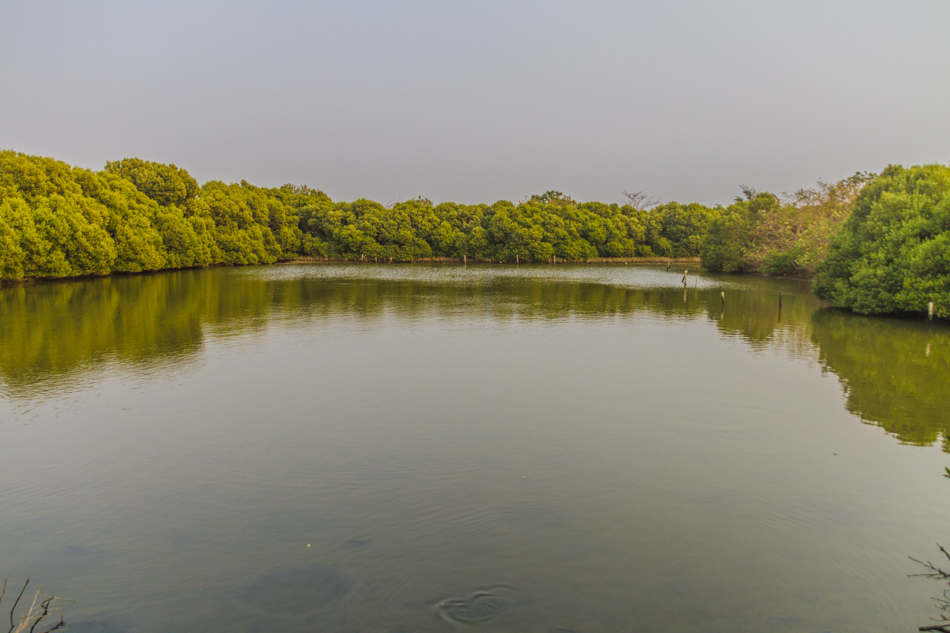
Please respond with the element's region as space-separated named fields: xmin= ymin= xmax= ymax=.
xmin=1 ymin=264 xmax=948 ymax=632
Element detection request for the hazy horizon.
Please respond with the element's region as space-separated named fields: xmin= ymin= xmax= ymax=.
xmin=2 ymin=0 xmax=948 ymax=206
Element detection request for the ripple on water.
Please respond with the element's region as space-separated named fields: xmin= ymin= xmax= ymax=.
xmin=436 ymin=587 xmax=513 ymax=624
xmin=236 ymin=563 xmax=349 ymax=614
xmin=67 ymin=615 xmax=128 ymax=633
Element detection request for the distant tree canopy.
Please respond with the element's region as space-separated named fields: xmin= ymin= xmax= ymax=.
xmin=0 ymin=151 xmax=304 ymax=279
xmin=700 ymin=173 xmax=872 ymax=277
xmin=4 ymin=150 xmax=946 ymax=318
xmin=812 ymin=164 xmax=950 ymax=317
xmin=698 ymin=164 xmax=950 ymax=318
xmin=0 ymin=151 xmax=718 ymax=281
xmin=105 ymin=157 xmax=199 ymax=207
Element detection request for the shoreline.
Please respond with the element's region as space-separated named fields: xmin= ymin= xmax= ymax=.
xmin=280 ymin=256 xmax=702 ymax=265
xmin=0 ymin=257 xmax=702 ymax=287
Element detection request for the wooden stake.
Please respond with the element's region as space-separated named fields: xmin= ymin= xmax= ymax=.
xmin=721 ymin=291 xmax=725 ymax=304
xmin=929 ymin=302 xmax=935 ymax=320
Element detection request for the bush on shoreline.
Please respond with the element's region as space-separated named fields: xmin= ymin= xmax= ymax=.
xmin=812 ymin=164 xmax=950 ymax=317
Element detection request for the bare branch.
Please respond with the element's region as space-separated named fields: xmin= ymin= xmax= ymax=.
xmin=8 ymin=579 xmax=29 ymax=633
xmin=0 ymin=577 xmax=70 ymax=633
xmin=914 ymin=546 xmax=950 ymax=631
xmin=620 ymin=190 xmax=660 ymax=211
xmin=37 ymin=618 xmax=65 ymax=633
xmin=734 ymin=185 xmax=758 ymax=203
xmin=910 ymin=557 xmax=950 ymax=580
xmin=10 ymin=590 xmax=72 ymax=633
xmin=28 ymin=592 xmax=55 ymax=633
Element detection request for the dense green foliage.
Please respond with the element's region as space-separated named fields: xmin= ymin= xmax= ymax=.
xmin=698 ymin=165 xmax=950 ymax=318
xmin=5 ymin=150 xmax=947 ymax=319
xmin=0 ymin=152 xmax=718 ymax=281
xmin=812 ymin=164 xmax=950 ymax=317
xmin=293 ymin=194 xmax=719 ymax=263
xmin=699 ymin=175 xmax=871 ymax=277
xmin=0 ymin=151 xmax=308 ymax=280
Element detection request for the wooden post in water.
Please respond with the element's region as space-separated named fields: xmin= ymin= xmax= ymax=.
xmin=929 ymin=302 xmax=935 ymax=320
xmin=681 ymin=270 xmax=688 ymax=288
xmin=464 ymin=255 xmax=467 ymax=264
xmin=721 ymin=291 xmax=725 ymax=305
xmin=553 ymin=255 xmax=556 ymax=264
xmin=516 ymin=254 xmax=519 ymax=264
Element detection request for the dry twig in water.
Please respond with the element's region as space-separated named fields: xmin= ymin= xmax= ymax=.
xmin=0 ymin=576 xmax=71 ymax=633
xmin=911 ymin=545 xmax=950 ymax=632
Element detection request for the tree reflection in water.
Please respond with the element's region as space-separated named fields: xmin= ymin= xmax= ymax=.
xmin=2 ymin=264 xmax=949 ymax=453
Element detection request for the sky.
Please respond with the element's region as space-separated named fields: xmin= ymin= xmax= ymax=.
xmin=1 ymin=0 xmax=948 ymax=206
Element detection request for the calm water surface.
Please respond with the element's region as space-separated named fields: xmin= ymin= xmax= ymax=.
xmin=1 ymin=264 xmax=949 ymax=632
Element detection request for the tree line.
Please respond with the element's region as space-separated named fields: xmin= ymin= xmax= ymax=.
xmin=2 ymin=150 xmax=948 ymax=317
xmin=699 ymin=163 xmax=950 ymax=318
xmin=0 ymin=151 xmax=718 ymax=282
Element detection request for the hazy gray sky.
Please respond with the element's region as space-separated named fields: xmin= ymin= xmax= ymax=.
xmin=2 ymin=1 xmax=948 ymax=206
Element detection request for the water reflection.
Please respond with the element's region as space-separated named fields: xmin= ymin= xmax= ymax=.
xmin=811 ymin=310 xmax=950 ymax=449
xmin=1 ymin=264 xmax=948 ymax=451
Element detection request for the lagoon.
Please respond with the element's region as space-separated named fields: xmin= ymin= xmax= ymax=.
xmin=1 ymin=264 xmax=949 ymax=632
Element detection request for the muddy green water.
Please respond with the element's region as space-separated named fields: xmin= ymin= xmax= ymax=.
xmin=1 ymin=264 xmax=949 ymax=633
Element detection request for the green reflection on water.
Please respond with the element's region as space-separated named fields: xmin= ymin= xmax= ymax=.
xmin=811 ymin=310 xmax=950 ymax=448
xmin=2 ymin=264 xmax=948 ymax=450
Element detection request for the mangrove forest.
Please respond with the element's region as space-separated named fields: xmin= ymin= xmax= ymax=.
xmin=1 ymin=150 xmax=948 ymax=318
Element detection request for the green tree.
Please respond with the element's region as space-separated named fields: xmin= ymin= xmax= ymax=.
xmin=105 ymin=158 xmax=199 ymax=207
xmin=813 ymin=164 xmax=950 ymax=317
